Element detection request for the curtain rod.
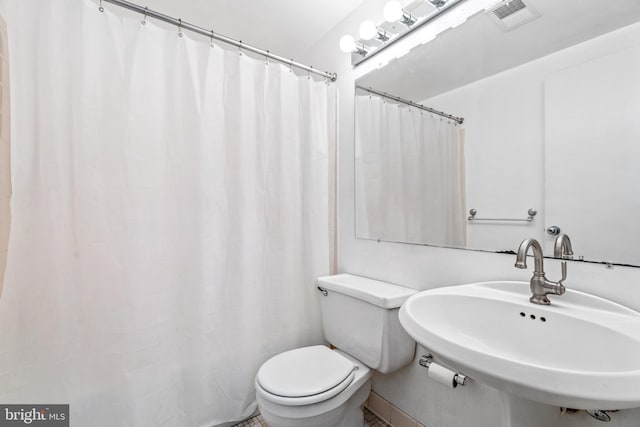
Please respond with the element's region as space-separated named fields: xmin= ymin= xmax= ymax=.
xmin=100 ymin=0 xmax=338 ymax=82
xmin=356 ymin=86 xmax=464 ymax=124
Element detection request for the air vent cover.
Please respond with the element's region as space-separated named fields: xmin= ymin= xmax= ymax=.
xmin=493 ymin=0 xmax=526 ymax=20
xmin=487 ymin=0 xmax=540 ymax=31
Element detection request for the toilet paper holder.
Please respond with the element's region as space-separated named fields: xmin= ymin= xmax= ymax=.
xmin=419 ymin=354 xmax=468 ymax=387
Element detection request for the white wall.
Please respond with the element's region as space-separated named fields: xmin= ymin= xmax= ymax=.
xmin=544 ymin=44 xmax=640 ymax=266
xmin=305 ymin=5 xmax=640 ymax=427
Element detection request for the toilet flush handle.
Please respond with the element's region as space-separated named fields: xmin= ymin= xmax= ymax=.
xmin=317 ymin=286 xmax=328 ymax=296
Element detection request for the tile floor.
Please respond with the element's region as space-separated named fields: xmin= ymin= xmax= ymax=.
xmin=231 ymin=414 xmax=267 ymax=427
xmin=364 ymin=407 xmax=392 ymax=427
xmin=231 ymin=407 xmax=390 ymax=427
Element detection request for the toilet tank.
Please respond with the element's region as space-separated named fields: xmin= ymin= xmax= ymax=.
xmin=316 ymin=274 xmax=417 ymax=374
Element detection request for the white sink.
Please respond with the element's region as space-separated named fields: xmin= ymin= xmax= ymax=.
xmin=399 ymin=281 xmax=640 ymax=410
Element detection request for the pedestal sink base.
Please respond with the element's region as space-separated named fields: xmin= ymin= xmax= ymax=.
xmin=499 ymin=392 xmax=561 ymax=427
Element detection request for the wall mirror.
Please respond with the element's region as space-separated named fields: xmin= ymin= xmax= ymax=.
xmin=354 ymin=0 xmax=640 ymax=266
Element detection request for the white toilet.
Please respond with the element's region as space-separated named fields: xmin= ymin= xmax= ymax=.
xmin=255 ymin=273 xmax=417 ymax=427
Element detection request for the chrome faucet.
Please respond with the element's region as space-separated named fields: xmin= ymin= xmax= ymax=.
xmin=514 ymin=238 xmax=565 ymax=305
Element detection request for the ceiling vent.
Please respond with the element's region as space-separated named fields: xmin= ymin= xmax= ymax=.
xmin=487 ymin=0 xmax=540 ymax=31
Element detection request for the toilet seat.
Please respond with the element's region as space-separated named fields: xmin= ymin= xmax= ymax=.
xmin=256 ymin=345 xmax=356 ymax=406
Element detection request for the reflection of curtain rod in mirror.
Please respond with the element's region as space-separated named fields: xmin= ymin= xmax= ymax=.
xmin=356 ymin=85 xmax=464 ymax=124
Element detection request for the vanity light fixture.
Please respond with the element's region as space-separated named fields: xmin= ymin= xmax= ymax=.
xmin=383 ymin=1 xmax=417 ymax=26
xmin=359 ymin=20 xmax=391 ymax=42
xmin=341 ymin=0 xmax=501 ymax=65
xmin=339 ymin=34 xmax=369 ymax=55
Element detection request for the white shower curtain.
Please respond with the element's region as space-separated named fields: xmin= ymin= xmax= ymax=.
xmin=355 ymin=94 xmax=466 ymax=247
xmin=0 ymin=1 xmax=334 ymax=426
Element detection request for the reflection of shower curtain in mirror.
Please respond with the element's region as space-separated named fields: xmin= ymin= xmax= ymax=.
xmin=356 ymin=95 xmax=466 ymax=246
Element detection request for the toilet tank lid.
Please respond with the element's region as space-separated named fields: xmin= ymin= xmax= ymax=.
xmin=316 ymin=274 xmax=417 ymax=308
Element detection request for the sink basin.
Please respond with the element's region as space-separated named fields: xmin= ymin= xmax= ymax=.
xmin=398 ymin=281 xmax=640 ymax=410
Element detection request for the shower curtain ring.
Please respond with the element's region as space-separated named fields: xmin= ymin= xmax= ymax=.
xmin=210 ymin=30 xmax=214 ymax=48
xmin=238 ymin=42 xmax=243 ymax=56
xmin=141 ymin=7 xmax=148 ymax=25
xmin=265 ymin=50 xmax=269 ymax=67
xmin=289 ymin=60 xmax=293 ymax=73
xmin=98 ymin=0 xmax=104 ymax=12
xmin=178 ymin=18 xmax=184 ymax=37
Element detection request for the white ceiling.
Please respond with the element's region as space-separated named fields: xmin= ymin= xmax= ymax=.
xmin=132 ymin=0 xmax=368 ymax=60
xmin=358 ymin=0 xmax=640 ymax=101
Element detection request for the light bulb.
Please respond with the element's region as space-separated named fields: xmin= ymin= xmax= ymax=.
xmin=383 ymin=0 xmax=404 ymax=22
xmin=339 ymin=34 xmax=357 ymax=53
xmin=359 ymin=20 xmax=378 ymax=40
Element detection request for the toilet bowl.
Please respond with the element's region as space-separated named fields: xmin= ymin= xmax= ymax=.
xmin=255 ymin=346 xmax=371 ymax=427
xmin=255 ymin=274 xmax=417 ymax=427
